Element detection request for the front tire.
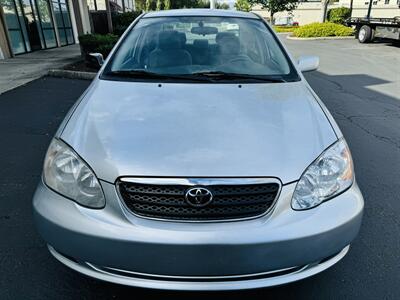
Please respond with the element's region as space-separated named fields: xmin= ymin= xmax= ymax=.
xmin=358 ymin=25 xmax=374 ymax=43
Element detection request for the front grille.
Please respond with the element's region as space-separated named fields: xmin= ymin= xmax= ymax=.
xmin=117 ymin=178 xmax=280 ymax=221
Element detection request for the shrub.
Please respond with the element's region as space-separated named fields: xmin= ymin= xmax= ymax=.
xmin=327 ymin=7 xmax=351 ymax=25
xmin=292 ymin=22 xmax=354 ymax=38
xmin=78 ymin=34 xmax=119 ymax=58
xmin=112 ymin=11 xmax=142 ymax=36
xmin=78 ymin=34 xmax=119 ymax=68
xmin=273 ymin=25 xmax=299 ymax=33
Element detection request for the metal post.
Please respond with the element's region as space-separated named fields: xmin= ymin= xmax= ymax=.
xmin=105 ymin=0 xmax=113 ymax=33
xmin=210 ymin=0 xmax=215 ymax=9
xmin=349 ymin=0 xmax=353 ymax=17
xmin=367 ymin=0 xmax=373 ymax=19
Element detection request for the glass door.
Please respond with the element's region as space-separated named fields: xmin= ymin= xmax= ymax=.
xmin=19 ymin=0 xmax=42 ymax=50
xmin=52 ymin=0 xmax=74 ymax=46
xmin=0 ymin=0 xmax=27 ymax=54
xmin=35 ymin=0 xmax=57 ymax=48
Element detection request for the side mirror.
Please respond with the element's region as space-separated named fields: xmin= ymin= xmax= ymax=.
xmin=89 ymin=53 xmax=104 ymax=68
xmin=297 ymin=55 xmax=319 ymax=72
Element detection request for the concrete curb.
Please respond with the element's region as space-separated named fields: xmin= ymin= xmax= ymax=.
xmin=48 ymin=69 xmax=96 ymax=80
xmin=286 ymin=35 xmax=355 ymax=41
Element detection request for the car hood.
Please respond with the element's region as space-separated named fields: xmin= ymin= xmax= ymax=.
xmin=61 ymin=79 xmax=337 ymax=184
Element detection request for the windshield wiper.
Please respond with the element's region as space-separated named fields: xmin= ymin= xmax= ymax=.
xmin=104 ymin=70 xmax=212 ymax=82
xmin=190 ymin=71 xmax=286 ymax=83
xmin=104 ymin=70 xmax=286 ymax=83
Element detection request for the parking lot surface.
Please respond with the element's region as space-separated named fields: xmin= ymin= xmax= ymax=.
xmin=0 ymin=39 xmax=399 ymax=299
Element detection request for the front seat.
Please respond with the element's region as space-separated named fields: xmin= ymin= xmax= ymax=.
xmin=148 ymin=31 xmax=192 ymax=68
xmin=215 ymin=32 xmax=240 ymax=64
xmin=191 ymin=39 xmax=209 ymax=65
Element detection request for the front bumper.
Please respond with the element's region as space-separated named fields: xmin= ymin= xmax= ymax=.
xmin=33 ymin=179 xmax=364 ymax=290
xmin=48 ymin=244 xmax=350 ymax=290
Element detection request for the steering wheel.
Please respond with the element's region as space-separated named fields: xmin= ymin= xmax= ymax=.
xmin=228 ymin=55 xmax=252 ymax=64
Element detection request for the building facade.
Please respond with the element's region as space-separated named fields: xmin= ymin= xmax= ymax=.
xmin=252 ymin=0 xmax=400 ymax=25
xmin=0 ymin=0 xmax=133 ymax=59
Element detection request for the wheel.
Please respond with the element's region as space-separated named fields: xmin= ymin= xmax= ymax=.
xmin=358 ymin=25 xmax=374 ymax=43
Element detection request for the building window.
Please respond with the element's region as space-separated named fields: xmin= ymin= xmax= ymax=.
xmin=0 ymin=0 xmax=26 ymax=54
xmin=0 ymin=0 xmax=57 ymax=55
xmin=52 ymin=0 xmax=74 ymax=46
xmin=110 ymin=0 xmax=123 ymax=12
xmin=384 ymin=0 xmax=390 ymax=4
xmin=124 ymin=0 xmax=132 ymax=11
xmin=88 ymin=0 xmax=132 ymax=12
xmin=87 ymin=0 xmax=96 ymax=10
xmin=36 ymin=0 xmax=57 ymax=48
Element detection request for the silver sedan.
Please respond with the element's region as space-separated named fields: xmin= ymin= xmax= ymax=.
xmin=33 ymin=9 xmax=364 ymax=290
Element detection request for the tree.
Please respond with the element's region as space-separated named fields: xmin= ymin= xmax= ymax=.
xmin=170 ymin=0 xmax=205 ymax=8
xmin=134 ymin=0 xmax=146 ymax=11
xmin=140 ymin=0 xmax=227 ymax=10
xmin=248 ymin=0 xmax=298 ymax=24
xmin=235 ymin=0 xmax=252 ymax=12
xmin=216 ymin=2 xmax=230 ymax=9
xmin=145 ymin=0 xmax=152 ymax=10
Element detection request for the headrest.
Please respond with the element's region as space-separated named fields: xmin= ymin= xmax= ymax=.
xmin=216 ymin=32 xmax=237 ymax=44
xmin=178 ymin=32 xmax=187 ymax=46
xmin=217 ymin=33 xmax=240 ymax=55
xmin=158 ymin=31 xmax=182 ymax=50
xmin=193 ymin=39 xmax=209 ymax=48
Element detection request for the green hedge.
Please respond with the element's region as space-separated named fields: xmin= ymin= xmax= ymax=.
xmin=293 ymin=22 xmax=354 ymax=38
xmin=273 ymin=26 xmax=299 ymax=33
xmin=327 ymin=7 xmax=351 ymax=25
xmin=78 ymin=34 xmax=119 ymax=58
xmin=112 ymin=11 xmax=142 ymax=36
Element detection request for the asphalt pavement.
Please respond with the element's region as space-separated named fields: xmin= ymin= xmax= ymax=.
xmin=0 ymin=38 xmax=399 ymax=299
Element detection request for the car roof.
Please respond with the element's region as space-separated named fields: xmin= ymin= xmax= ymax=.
xmin=142 ymin=9 xmax=260 ymax=19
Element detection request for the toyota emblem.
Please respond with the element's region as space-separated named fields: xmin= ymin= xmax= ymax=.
xmin=185 ymin=187 xmax=213 ymax=207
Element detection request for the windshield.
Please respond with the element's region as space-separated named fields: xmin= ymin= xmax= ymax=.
xmin=103 ymin=16 xmax=299 ymax=82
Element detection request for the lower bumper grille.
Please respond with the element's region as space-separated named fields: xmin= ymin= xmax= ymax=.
xmin=117 ymin=178 xmax=280 ymax=221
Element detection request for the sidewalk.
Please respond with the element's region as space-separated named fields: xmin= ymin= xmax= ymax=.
xmin=0 ymin=44 xmax=81 ymax=95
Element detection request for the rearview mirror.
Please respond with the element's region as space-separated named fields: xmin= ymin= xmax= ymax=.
xmin=191 ymin=26 xmax=218 ymax=35
xmin=297 ymin=55 xmax=319 ymax=72
xmin=89 ymin=52 xmax=104 ymax=68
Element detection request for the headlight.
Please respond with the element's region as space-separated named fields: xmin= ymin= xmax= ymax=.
xmin=43 ymin=139 xmax=105 ymax=208
xmin=292 ymin=138 xmax=353 ymax=210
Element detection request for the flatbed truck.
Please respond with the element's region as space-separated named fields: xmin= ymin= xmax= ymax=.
xmin=346 ymin=1 xmax=400 ymax=43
